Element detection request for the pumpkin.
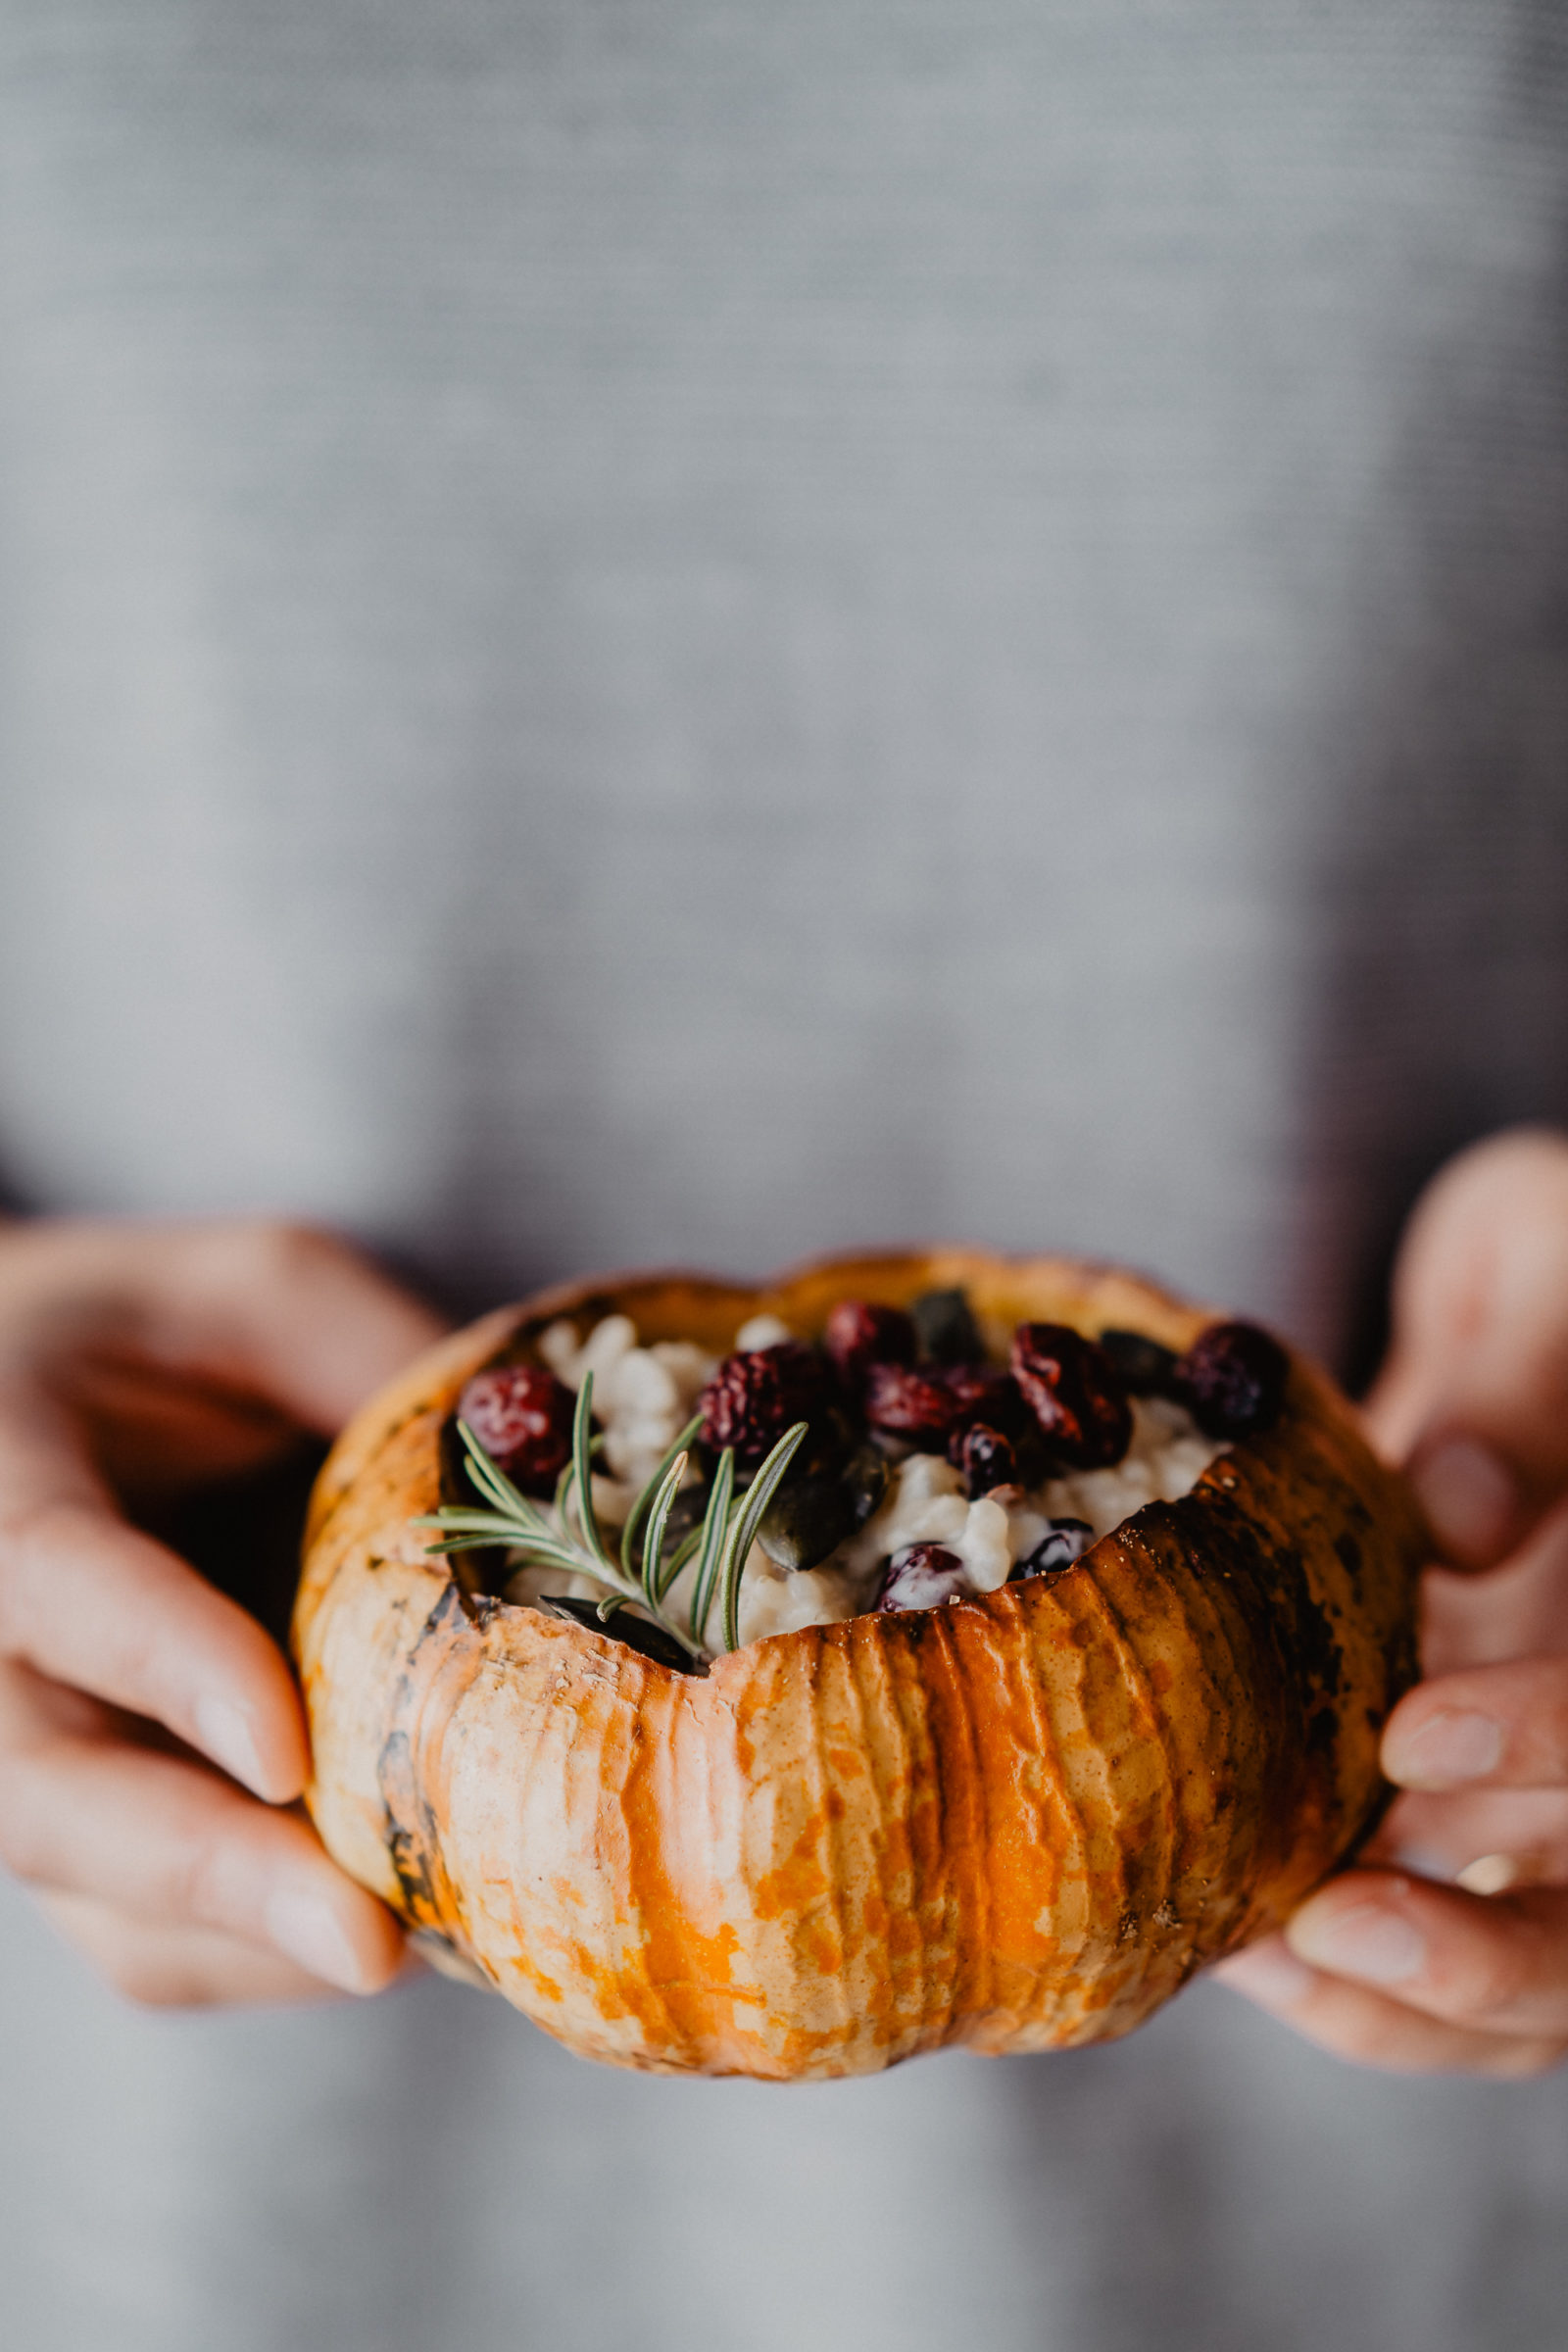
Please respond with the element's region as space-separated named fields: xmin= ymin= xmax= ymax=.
xmin=293 ymin=1249 xmax=1424 ymax=2079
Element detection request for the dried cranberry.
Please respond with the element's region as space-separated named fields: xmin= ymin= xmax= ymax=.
xmin=697 ymin=1341 xmax=831 ymax=1468
xmin=876 ymin=1544 xmax=969 ymax=1612
xmin=1174 ymin=1320 xmax=1288 ymax=1439
xmin=941 ymin=1363 xmax=1018 ymax=1425
xmin=1009 ymin=1323 xmax=1132 ymax=1469
xmin=941 ymin=1368 xmax=1048 ymax=1481
xmin=862 ymin=1361 xmax=963 ymax=1449
xmin=957 ymin=1423 xmax=1017 ymax=1497
xmin=823 ymin=1298 xmax=919 ymax=1384
xmin=1008 ymin=1519 xmax=1094 ymax=1582
xmin=457 ymin=1364 xmax=575 ymax=1495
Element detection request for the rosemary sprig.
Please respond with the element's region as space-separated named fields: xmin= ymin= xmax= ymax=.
xmin=415 ymin=1385 xmax=809 ymax=1663
xmin=620 ymin=1412 xmax=704 ymax=1584
xmin=564 ymin=1375 xmax=613 ymax=1573
xmin=642 ymin=1448 xmax=691 ymax=1606
xmin=718 ymin=1420 xmax=808 ymax=1655
xmin=686 ymin=1446 xmax=736 ymax=1649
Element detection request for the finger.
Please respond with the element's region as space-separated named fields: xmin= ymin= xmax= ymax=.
xmin=1417 ymin=1507 xmax=1568 ymax=1677
xmin=1282 ymin=1867 xmax=1568 ymax=2037
xmin=0 ymin=1721 xmax=404 ymax=1992
xmin=1370 ymin=1784 xmax=1568 ymax=1889
xmin=1214 ymin=1938 xmax=1566 ymax=2077
xmin=63 ymin=1354 xmax=305 ymax=1500
xmin=0 ymin=1461 xmax=310 ymax=1799
xmin=142 ymin=1221 xmax=447 ymax=1431
xmin=1383 ymin=1655 xmax=1568 ymax=1794
xmin=1365 ymin=1129 xmax=1568 ymax=1565
xmin=2 ymin=1218 xmax=446 ymax=1435
xmin=33 ymin=1888 xmax=357 ymax=2008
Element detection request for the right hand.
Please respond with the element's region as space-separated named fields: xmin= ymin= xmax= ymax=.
xmin=1217 ymin=1133 xmax=1568 ymax=2073
xmin=0 ymin=1216 xmax=446 ymax=2004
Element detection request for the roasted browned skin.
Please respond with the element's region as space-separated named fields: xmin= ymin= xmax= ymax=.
xmin=294 ymin=1250 xmax=1424 ymax=2079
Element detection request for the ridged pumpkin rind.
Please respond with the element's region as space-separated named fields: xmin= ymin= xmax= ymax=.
xmin=293 ymin=1250 xmax=1424 ymax=2079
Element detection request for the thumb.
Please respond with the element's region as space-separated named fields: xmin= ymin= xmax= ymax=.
xmin=149 ymin=1222 xmax=450 ymax=1433
xmin=9 ymin=1219 xmax=450 ymax=1439
xmin=1365 ymin=1128 xmax=1568 ymax=1567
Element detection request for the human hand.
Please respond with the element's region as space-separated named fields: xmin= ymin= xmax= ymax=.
xmin=0 ymin=1217 xmax=445 ymax=2005
xmin=1217 ymin=1130 xmax=1568 ymax=2073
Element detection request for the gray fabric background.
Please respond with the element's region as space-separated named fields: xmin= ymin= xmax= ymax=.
xmin=3 ymin=3 xmax=1568 ymax=2345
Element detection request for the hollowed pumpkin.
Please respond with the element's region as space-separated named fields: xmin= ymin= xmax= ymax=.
xmin=293 ymin=1249 xmax=1424 ymax=2079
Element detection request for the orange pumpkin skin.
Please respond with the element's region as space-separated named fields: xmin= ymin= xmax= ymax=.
xmin=293 ymin=1250 xmax=1425 ymax=2080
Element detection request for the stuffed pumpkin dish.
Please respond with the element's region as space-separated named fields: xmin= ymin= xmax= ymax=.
xmin=293 ymin=1249 xmax=1424 ymax=2079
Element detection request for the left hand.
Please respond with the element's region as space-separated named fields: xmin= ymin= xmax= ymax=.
xmin=1216 ymin=1129 xmax=1568 ymax=2075
xmin=0 ymin=1215 xmax=445 ymax=2004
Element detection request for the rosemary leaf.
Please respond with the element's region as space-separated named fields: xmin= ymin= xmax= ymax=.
xmin=569 ymin=1374 xmax=614 ymax=1572
xmin=457 ymin=1421 xmax=554 ymax=1536
xmin=414 ymin=1509 xmax=532 ymax=1535
xmin=420 ymin=1534 xmax=525 ymax=1557
xmin=416 ymin=1508 xmax=584 ymax=1572
xmin=619 ymin=1413 xmax=704 ymax=1582
xmin=718 ymin=1421 xmax=809 ymax=1656
xmin=642 ymin=1449 xmax=691 ymax=1605
xmin=687 ymin=1447 xmax=736 ymax=1647
xmin=496 ymin=1541 xmax=592 ymax=1575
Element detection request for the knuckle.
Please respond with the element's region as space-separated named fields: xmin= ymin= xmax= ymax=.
xmin=240 ymin=1219 xmax=340 ymax=1283
xmin=28 ymin=1891 xmax=204 ymax=2007
xmin=1522 ymin=1682 xmax=1568 ymax=1778
xmin=0 ymin=1497 xmax=113 ymax=1658
xmin=196 ymin=1218 xmax=345 ymax=1306
xmin=104 ymin=1947 xmax=204 ymax=2009
xmin=0 ymin=1753 xmax=57 ymax=1883
xmin=1310 ymin=2000 xmax=1413 ymax=2069
xmin=1484 ymin=2037 xmax=1568 ymax=2081
xmin=0 ymin=1492 xmax=92 ymax=1570
xmin=1449 ymin=1925 xmax=1535 ymax=2022
xmin=171 ymin=1831 xmax=240 ymax=1936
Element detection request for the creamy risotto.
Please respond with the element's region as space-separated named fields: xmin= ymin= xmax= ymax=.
xmin=480 ymin=1307 xmax=1227 ymax=1653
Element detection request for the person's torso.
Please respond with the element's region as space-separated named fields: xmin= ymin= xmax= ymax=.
xmin=5 ymin=14 xmax=1568 ymax=2352
xmin=4 ymin=2 xmax=1568 ymax=1366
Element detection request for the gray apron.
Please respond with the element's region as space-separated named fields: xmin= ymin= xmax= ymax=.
xmin=2 ymin=5 xmax=1567 ymax=2343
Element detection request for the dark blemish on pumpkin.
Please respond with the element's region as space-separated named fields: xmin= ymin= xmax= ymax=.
xmin=1333 ymin=1532 xmax=1363 ymax=1585
xmin=407 ymin=1927 xmax=492 ymax=1989
xmin=376 ymin=1581 xmax=470 ymax=1929
xmin=1172 ymin=1492 xmax=1351 ymax=1789
xmin=1385 ymin=1609 xmax=1420 ymax=1699
xmin=1305 ymin=1705 xmax=1339 ymax=1756
xmin=1344 ymin=1775 xmax=1399 ymax=1861
xmin=379 ymin=1728 xmax=440 ymax=1925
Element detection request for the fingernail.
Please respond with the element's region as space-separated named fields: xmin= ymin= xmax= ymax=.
xmin=1214 ymin=1941 xmax=1315 ymax=2005
xmin=1288 ymin=1899 xmax=1427 ymax=1986
xmin=1385 ymin=1707 xmax=1503 ymax=1789
xmin=1409 ymin=1435 xmax=1518 ymax=1564
xmin=265 ymin=1888 xmax=368 ymax=1991
xmin=193 ymin=1695 xmax=269 ymax=1795
xmin=1455 ymin=1852 xmax=1522 ymax=1896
